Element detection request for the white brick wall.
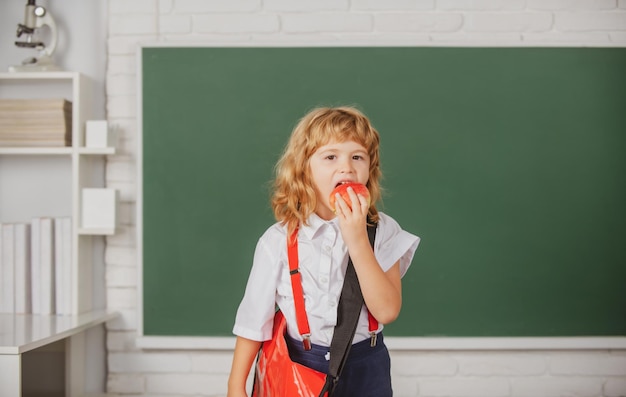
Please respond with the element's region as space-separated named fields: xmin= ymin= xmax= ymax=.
xmin=104 ymin=0 xmax=626 ymax=395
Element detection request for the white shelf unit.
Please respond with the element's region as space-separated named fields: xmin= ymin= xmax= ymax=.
xmin=0 ymin=71 xmax=116 ymax=314
xmin=0 ymin=72 xmax=117 ymax=396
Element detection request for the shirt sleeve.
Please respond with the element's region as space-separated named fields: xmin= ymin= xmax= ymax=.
xmin=375 ymin=213 xmax=420 ymax=277
xmin=232 ymin=227 xmax=283 ymax=341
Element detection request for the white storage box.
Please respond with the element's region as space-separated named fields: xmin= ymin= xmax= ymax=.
xmin=85 ymin=120 xmax=117 ymax=148
xmin=81 ymin=188 xmax=118 ymax=233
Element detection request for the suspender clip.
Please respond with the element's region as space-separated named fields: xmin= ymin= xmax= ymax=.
xmin=302 ymin=334 xmax=312 ymax=351
xmin=370 ymin=331 xmax=377 ymax=347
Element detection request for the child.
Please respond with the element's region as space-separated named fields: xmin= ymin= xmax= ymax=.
xmin=227 ymin=106 xmax=420 ymax=397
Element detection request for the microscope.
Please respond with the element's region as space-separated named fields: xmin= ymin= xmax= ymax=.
xmin=9 ymin=0 xmax=60 ymax=72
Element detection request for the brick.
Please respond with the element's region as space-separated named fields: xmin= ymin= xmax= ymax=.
xmin=105 ymin=246 xmax=136 ymax=267
xmin=108 ymin=36 xmax=153 ymax=55
xmin=265 ymin=0 xmax=349 ymax=11
xmin=103 ymin=205 xmax=134 ymax=230
xmin=109 ymin=352 xmax=192 ymax=373
xmin=105 ymin=156 xmax=131 ymax=179
xmin=159 ymin=0 xmax=174 ymax=13
xmin=527 ymin=0 xmax=617 ymax=10
xmin=194 ymin=14 xmax=279 ymax=33
xmin=173 ymin=0 xmax=260 ymax=13
xmin=550 ymin=352 xmax=626 ymax=376
xmin=106 ymin=308 xmax=137 ymax=331
xmin=604 ymin=378 xmax=626 ymax=397
xmin=611 ymin=31 xmax=626 ymax=42
xmin=191 ymin=352 xmax=235 ymax=373
xmin=431 ymin=32 xmax=524 ymax=44
xmin=107 ymin=265 xmax=137 ymax=288
xmin=165 ymin=33 xmax=253 ymax=43
xmin=108 ymin=55 xmax=136 ymax=74
xmin=108 ymin=230 xmax=137 ymax=252
xmin=106 ymin=180 xmax=136 ymax=202
xmin=419 ymin=377 xmax=510 ymax=397
xmin=555 ymin=12 xmax=626 ymax=31
xmin=281 ymin=14 xmax=373 ymax=33
xmin=111 ymin=136 xmax=137 ymax=156
xmin=465 ymin=12 xmax=553 ymax=32
xmin=391 ymin=352 xmax=457 ymax=376
xmin=250 ymin=32 xmax=338 ymax=43
xmin=109 ymin=0 xmax=157 ymax=14
xmin=106 ymin=119 xmax=137 ymax=140
xmin=338 ymin=32 xmax=432 ymax=44
xmin=510 ymin=377 xmax=603 ymax=397
xmin=146 ymin=373 xmax=228 ymax=395
xmin=438 ymin=0 xmax=525 ymax=11
xmin=376 ymin=13 xmax=463 ymax=32
xmin=523 ymin=31 xmax=611 ymax=44
xmin=106 ymin=224 xmax=137 ymax=246
xmin=107 ymin=373 xmax=145 ymax=394
xmin=353 ymin=0 xmax=435 ymax=11
xmin=106 ymin=157 xmax=136 ymax=182
xmin=391 ymin=375 xmax=419 ymax=396
xmin=107 ymin=287 xmax=137 ymax=309
xmin=107 ymin=95 xmax=137 ymax=119
xmin=159 ymin=15 xmax=192 ymax=34
xmin=110 ymin=15 xmax=158 ymax=35
xmin=107 ymin=330 xmax=139 ymax=351
xmin=457 ymin=352 xmax=548 ymax=376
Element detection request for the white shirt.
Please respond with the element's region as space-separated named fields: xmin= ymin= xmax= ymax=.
xmin=233 ymin=212 xmax=420 ymax=346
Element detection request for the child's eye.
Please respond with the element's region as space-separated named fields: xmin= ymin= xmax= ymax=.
xmin=352 ymin=155 xmax=363 ymax=160
xmin=326 ymin=155 xmax=336 ymax=160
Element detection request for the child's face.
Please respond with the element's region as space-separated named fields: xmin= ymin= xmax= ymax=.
xmin=308 ymin=139 xmax=370 ymax=220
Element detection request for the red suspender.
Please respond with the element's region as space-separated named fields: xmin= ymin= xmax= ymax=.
xmin=287 ymin=227 xmax=379 ymax=351
xmin=287 ymin=228 xmax=312 ymax=350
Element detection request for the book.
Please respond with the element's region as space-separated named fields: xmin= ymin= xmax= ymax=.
xmin=39 ymin=217 xmax=55 ymax=315
xmin=1 ymin=224 xmax=15 ymax=313
xmin=54 ymin=217 xmax=72 ymax=315
xmin=0 ymin=226 xmax=2 ymax=312
xmin=30 ymin=217 xmax=57 ymax=314
xmin=14 ymin=223 xmax=31 ymax=314
xmin=0 ymin=98 xmax=72 ymax=147
xmin=62 ymin=218 xmax=72 ymax=315
xmin=0 ymin=98 xmax=72 ymax=111
xmin=31 ymin=218 xmax=41 ymax=314
xmin=0 ymin=109 xmax=71 ymax=120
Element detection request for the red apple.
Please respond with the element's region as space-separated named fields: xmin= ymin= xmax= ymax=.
xmin=329 ymin=182 xmax=371 ymax=212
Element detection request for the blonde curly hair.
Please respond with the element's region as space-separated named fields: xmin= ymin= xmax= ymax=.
xmin=271 ymin=106 xmax=382 ymax=235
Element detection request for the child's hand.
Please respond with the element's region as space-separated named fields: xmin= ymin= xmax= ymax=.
xmin=334 ymin=186 xmax=369 ymax=246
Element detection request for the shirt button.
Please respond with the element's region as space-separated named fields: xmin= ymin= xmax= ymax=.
xmin=324 ymin=245 xmax=331 ymax=252
xmin=320 ymin=277 xmax=328 ymax=284
xmin=329 ymin=300 xmax=336 ymax=307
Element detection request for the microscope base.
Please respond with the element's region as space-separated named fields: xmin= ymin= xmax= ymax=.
xmin=9 ymin=55 xmax=61 ymax=73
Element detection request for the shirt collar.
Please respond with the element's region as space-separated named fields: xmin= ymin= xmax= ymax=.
xmin=300 ymin=212 xmax=339 ymax=240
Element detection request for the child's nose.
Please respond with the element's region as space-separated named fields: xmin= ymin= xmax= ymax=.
xmin=339 ymin=158 xmax=354 ymax=172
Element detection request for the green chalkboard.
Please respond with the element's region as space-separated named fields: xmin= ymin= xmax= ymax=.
xmin=141 ymin=47 xmax=626 ymax=337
